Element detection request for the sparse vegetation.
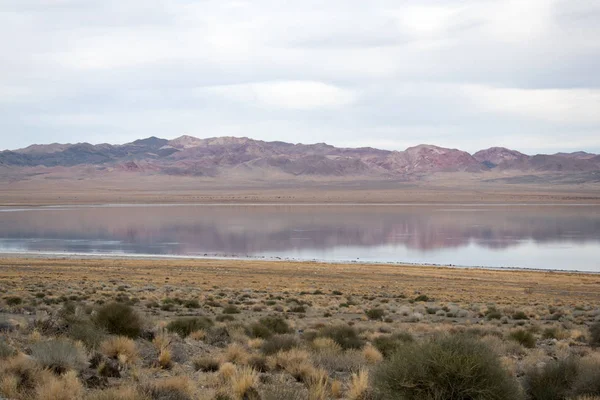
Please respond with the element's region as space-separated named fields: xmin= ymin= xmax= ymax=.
xmin=1 ymin=257 xmax=599 ymax=399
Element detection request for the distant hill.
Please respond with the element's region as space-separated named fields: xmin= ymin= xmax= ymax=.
xmin=1 ymin=136 xmax=598 ymax=181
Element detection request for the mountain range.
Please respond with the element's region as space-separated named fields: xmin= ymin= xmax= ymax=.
xmin=1 ymin=136 xmax=599 ymax=181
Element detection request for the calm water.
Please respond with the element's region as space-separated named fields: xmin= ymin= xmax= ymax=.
xmin=0 ymin=204 xmax=599 ymax=271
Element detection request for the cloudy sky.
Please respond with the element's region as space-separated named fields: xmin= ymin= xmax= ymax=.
xmin=1 ymin=0 xmax=599 ymax=154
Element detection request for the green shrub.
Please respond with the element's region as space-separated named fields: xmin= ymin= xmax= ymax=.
xmin=259 ymin=316 xmax=291 ymax=334
xmin=94 ymin=302 xmax=142 ymax=338
xmin=373 ymin=332 xmax=414 ymax=358
xmin=167 ymin=317 xmax=213 ymax=338
xmin=372 ymin=334 xmax=523 ymax=400
xmin=590 ymin=321 xmax=600 ymax=348
xmin=261 ymin=334 xmax=299 ymax=355
xmin=414 ymin=294 xmax=430 ymax=302
xmin=248 ymin=322 xmax=273 ymax=339
xmin=485 ymin=307 xmax=503 ymax=320
xmin=508 ymin=329 xmax=536 ymax=348
xmin=4 ymin=296 xmax=22 ymax=306
xmin=512 ymin=311 xmax=529 ymax=320
xmin=365 ymin=308 xmax=385 ymax=320
xmin=30 ymin=338 xmax=87 ymax=374
xmin=184 ymin=299 xmax=200 ymax=309
xmin=216 ymin=314 xmax=235 ymax=322
xmin=523 ymin=357 xmax=579 ymax=400
xmin=67 ymin=320 xmax=105 ymax=349
xmin=0 ymin=338 xmax=15 ymax=359
xmin=318 ymin=325 xmax=364 ymax=350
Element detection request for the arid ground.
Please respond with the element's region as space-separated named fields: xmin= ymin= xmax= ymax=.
xmin=1 ymin=256 xmax=600 ymax=399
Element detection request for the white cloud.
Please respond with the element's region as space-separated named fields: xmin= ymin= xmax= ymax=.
xmin=200 ymin=81 xmax=357 ymax=110
xmin=462 ymin=85 xmax=600 ymax=124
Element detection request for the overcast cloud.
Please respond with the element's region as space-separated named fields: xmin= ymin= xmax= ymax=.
xmin=1 ymin=0 xmax=599 ymax=154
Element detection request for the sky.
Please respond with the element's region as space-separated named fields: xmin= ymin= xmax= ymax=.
xmin=1 ymin=0 xmax=599 ymax=154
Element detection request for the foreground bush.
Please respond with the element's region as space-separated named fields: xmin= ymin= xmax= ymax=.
xmin=524 ymin=356 xmax=600 ymax=400
xmin=372 ymin=334 xmax=523 ymax=400
xmin=167 ymin=317 xmax=213 ymax=338
xmin=30 ymin=338 xmax=87 ymax=374
xmin=590 ymin=321 xmax=600 ymax=348
xmin=372 ymin=332 xmax=413 ymax=358
xmin=318 ymin=325 xmax=364 ymax=350
xmin=94 ymin=302 xmax=142 ymax=338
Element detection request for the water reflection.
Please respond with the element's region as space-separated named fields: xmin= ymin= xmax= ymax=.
xmin=0 ymin=205 xmax=598 ymax=270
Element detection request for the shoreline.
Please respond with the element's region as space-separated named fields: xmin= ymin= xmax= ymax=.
xmin=1 ymin=252 xmax=598 ymax=275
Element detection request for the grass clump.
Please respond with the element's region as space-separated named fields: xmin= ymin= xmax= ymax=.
xmin=261 ymin=334 xmax=299 ymax=355
xmin=372 ymin=333 xmax=523 ymax=400
xmin=372 ymin=332 xmax=414 ymax=358
xmin=508 ymin=329 xmax=536 ymax=348
xmin=248 ymin=316 xmax=291 ymax=339
xmin=523 ymin=357 xmax=579 ymax=400
xmin=318 ymin=325 xmax=364 ymax=350
xmin=94 ymin=302 xmax=142 ymax=338
xmin=365 ymin=308 xmax=385 ymax=320
xmin=223 ymin=305 xmax=241 ymax=314
xmin=0 ymin=339 xmax=15 ymax=359
xmin=167 ymin=316 xmax=214 ymax=338
xmin=30 ymin=338 xmax=86 ymax=374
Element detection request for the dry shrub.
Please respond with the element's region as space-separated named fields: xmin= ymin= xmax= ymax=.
xmin=35 ymin=370 xmax=84 ymax=400
xmin=0 ymin=354 xmax=45 ymax=399
xmin=193 ymin=356 xmax=221 ymax=372
xmin=85 ymin=386 xmax=148 ymax=400
xmin=230 ymin=366 xmax=259 ymax=400
xmin=313 ymin=349 xmax=366 ymax=374
xmin=311 ymin=337 xmax=341 ymax=353
xmin=306 ymin=367 xmax=329 ymax=400
xmin=347 ymin=368 xmax=370 ymax=400
xmin=224 ymin=343 xmax=250 ymax=365
xmin=330 ymin=379 xmax=343 ymax=398
xmin=248 ymin=338 xmax=264 ymax=349
xmin=362 ymin=345 xmax=383 ymax=364
xmin=273 ymin=348 xmax=315 ymax=382
xmin=101 ymin=336 xmax=138 ymax=364
xmin=30 ymin=338 xmax=87 ymax=374
xmin=189 ymin=329 xmax=206 ymax=341
xmin=158 ymin=349 xmax=172 ymax=369
xmin=219 ymin=362 xmax=237 ymax=381
xmin=143 ymin=376 xmax=194 ymax=400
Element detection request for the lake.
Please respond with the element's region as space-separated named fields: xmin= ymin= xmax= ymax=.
xmin=0 ymin=204 xmax=598 ymax=271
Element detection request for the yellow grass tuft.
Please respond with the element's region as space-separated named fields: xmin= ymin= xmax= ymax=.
xmin=247 ymin=338 xmax=264 ymax=349
xmin=362 ymin=345 xmax=383 ymax=364
xmin=330 ymin=379 xmax=343 ymax=398
xmin=36 ymin=370 xmax=83 ymax=400
xmin=101 ymin=336 xmax=138 ymax=365
xmin=189 ymin=329 xmax=206 ymax=341
xmin=219 ymin=362 xmax=237 ymax=381
xmin=158 ymin=349 xmax=172 ymax=369
xmin=224 ymin=343 xmax=250 ymax=365
xmin=312 ymin=337 xmax=341 ymax=353
xmin=230 ymin=366 xmax=259 ymax=400
xmin=307 ymin=367 xmax=329 ymax=400
xmin=347 ymin=368 xmax=370 ymax=400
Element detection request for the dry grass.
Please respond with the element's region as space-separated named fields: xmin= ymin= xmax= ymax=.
xmin=36 ymin=370 xmax=84 ymax=400
xmin=100 ymin=336 xmax=138 ymax=365
xmin=230 ymin=366 xmax=259 ymax=400
xmin=347 ymin=368 xmax=370 ymax=400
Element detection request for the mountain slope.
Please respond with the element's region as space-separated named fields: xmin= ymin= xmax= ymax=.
xmin=1 ymin=136 xmax=598 ymax=179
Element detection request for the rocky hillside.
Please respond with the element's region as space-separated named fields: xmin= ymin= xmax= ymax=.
xmin=1 ymin=136 xmax=598 ymax=179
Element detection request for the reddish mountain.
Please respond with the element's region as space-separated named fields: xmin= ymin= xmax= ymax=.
xmin=1 ymin=136 xmax=598 ymax=180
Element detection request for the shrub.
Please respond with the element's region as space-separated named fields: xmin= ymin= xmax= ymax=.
xmin=183 ymin=299 xmax=200 ymax=309
xmin=142 ymin=376 xmax=193 ymax=400
xmin=261 ymin=334 xmax=299 ymax=355
xmin=193 ymin=356 xmax=220 ymax=372
xmin=513 ymin=311 xmax=529 ymax=320
xmin=372 ymin=334 xmax=523 ymax=400
xmin=414 ymin=294 xmax=430 ymax=302
xmin=4 ymin=296 xmax=23 ymax=306
xmin=0 ymin=339 xmax=15 ymax=359
xmin=247 ymin=322 xmax=273 ymax=339
xmin=223 ymin=305 xmax=240 ymax=314
xmin=86 ymin=386 xmax=147 ymax=400
xmin=318 ymin=325 xmax=364 ymax=350
xmin=100 ymin=336 xmax=138 ymax=364
xmin=94 ymin=302 xmax=142 ymax=338
xmin=572 ymin=356 xmax=600 ymax=397
xmin=508 ymin=329 xmax=536 ymax=348
xmin=216 ymin=314 xmax=235 ymax=322
xmin=166 ymin=317 xmax=213 ymax=338
xmin=67 ymin=320 xmax=105 ymax=349
xmin=486 ymin=307 xmax=503 ymax=320
xmin=523 ymin=357 xmax=579 ymax=400
xmin=373 ymin=332 xmax=414 ymax=358
xmin=590 ymin=321 xmax=600 ymax=348
xmin=30 ymin=339 xmax=87 ymax=374
xmin=259 ymin=316 xmax=291 ymax=334
xmin=365 ymin=308 xmax=385 ymax=320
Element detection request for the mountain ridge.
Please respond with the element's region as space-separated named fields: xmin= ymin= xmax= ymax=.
xmin=1 ymin=136 xmax=599 ymax=179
